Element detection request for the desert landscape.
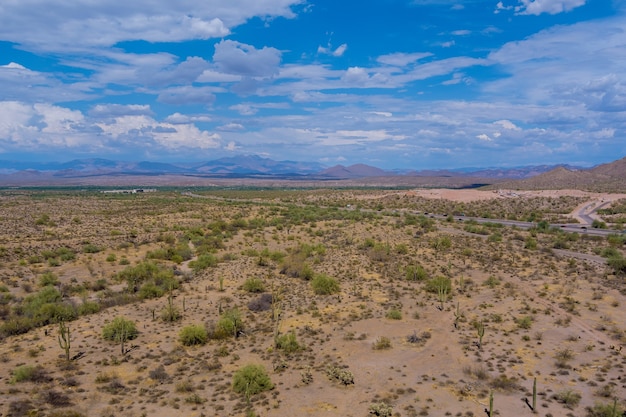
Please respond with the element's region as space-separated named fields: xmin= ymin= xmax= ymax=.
xmin=0 ymin=185 xmax=624 ymax=417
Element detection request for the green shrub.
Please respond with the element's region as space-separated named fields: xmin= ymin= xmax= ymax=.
xmin=405 ymin=264 xmax=428 ymax=281
xmin=516 ymin=315 xmax=533 ymax=329
xmin=385 ymin=309 xmax=402 ymax=320
xmin=179 ymin=324 xmax=208 ymax=346
xmin=554 ymin=390 xmax=581 ymax=408
xmin=586 ymin=400 xmax=624 ymax=417
xmin=213 ymin=308 xmax=243 ymax=339
xmin=232 ymin=364 xmax=274 ymax=396
xmin=242 ymin=277 xmax=265 ymax=293
xmin=275 ymin=330 xmax=301 ymax=353
xmin=83 ymin=243 xmax=101 ymax=253
xmin=116 ymin=261 xmax=177 ymax=294
xmin=424 ymin=276 xmax=451 ymax=294
xmin=311 ymin=274 xmax=340 ymax=295
xmin=189 ymin=253 xmax=218 ymax=272
xmin=10 ymin=365 xmax=51 ymax=384
xmin=38 ymin=272 xmax=59 ymax=287
xmin=102 ymin=317 xmax=138 ymax=342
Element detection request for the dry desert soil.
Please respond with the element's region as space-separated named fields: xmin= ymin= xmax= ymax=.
xmin=0 ymin=187 xmax=624 ymax=417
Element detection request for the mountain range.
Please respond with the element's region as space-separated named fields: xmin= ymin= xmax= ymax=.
xmin=0 ymin=155 xmax=624 ymax=190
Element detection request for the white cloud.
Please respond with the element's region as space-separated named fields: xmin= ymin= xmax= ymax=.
xmin=230 ymin=104 xmax=258 ymax=115
xmin=493 ymin=120 xmax=521 ymax=130
xmin=494 ymin=1 xmax=513 ymax=13
xmin=486 ymin=15 xmax=626 ymax=112
xmin=0 ymin=0 xmax=302 ymax=51
xmin=217 ymin=123 xmax=245 ymax=131
xmin=89 ymin=104 xmax=153 ymax=118
xmin=157 ymin=86 xmax=217 ymax=105
xmin=165 ymin=113 xmax=212 ymax=124
xmin=213 ymin=40 xmax=282 ymax=78
xmin=317 ymin=43 xmax=348 ymax=57
xmin=476 ymin=133 xmax=492 ymax=141
xmin=377 ymin=52 xmax=432 ymax=67
xmin=515 ymin=0 xmax=586 ymax=15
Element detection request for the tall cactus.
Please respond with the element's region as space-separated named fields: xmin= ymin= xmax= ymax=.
xmin=477 ymin=321 xmax=485 ymax=349
xmin=488 ymin=391 xmax=494 ymax=417
xmin=532 ymin=377 xmax=537 ymax=413
xmin=58 ymin=321 xmax=71 ymax=361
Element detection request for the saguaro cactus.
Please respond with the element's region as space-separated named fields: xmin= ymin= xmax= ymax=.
xmin=58 ymin=321 xmax=71 ymax=361
xmin=477 ymin=321 xmax=485 ymax=349
xmin=532 ymin=377 xmax=537 ymax=413
xmin=488 ymin=391 xmax=494 ymax=417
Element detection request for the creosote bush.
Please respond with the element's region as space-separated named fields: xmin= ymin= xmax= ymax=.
xmin=242 ymin=277 xmax=265 ymax=293
xmin=102 ymin=317 xmax=138 ymax=342
xmin=232 ymin=364 xmax=274 ymax=396
xmin=311 ymin=274 xmax=340 ymax=295
xmin=179 ymin=324 xmax=208 ymax=346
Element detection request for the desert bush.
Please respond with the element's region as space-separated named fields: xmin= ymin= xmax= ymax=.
xmin=242 ymin=277 xmax=265 ymax=293
xmin=179 ymin=324 xmax=208 ymax=346
xmin=554 ymin=390 xmax=581 ymax=408
xmin=325 ymin=366 xmax=354 ymax=385
xmin=77 ymin=300 xmax=101 ymax=315
xmin=247 ymin=293 xmax=273 ymax=312
xmin=9 ymin=364 xmax=52 ymax=384
xmin=585 ymin=400 xmax=624 ymax=417
xmin=232 ymin=364 xmax=274 ymax=396
xmin=424 ymin=276 xmax=451 ymax=294
xmin=38 ymin=271 xmax=59 ymax=287
xmin=369 ymin=402 xmax=393 ymax=417
xmin=311 ymin=274 xmax=340 ymax=295
xmin=373 ymin=336 xmax=392 ymax=350
xmin=42 ymin=389 xmax=73 ymax=406
xmin=116 ymin=261 xmax=177 ymax=294
xmin=149 ymin=365 xmax=170 ymax=382
xmin=189 ymin=253 xmax=218 ymax=272
xmin=554 ymin=348 xmax=575 ymax=368
xmin=48 ymin=411 xmax=86 ymax=417
xmin=490 ymin=374 xmax=520 ymax=392
xmin=607 ymin=255 xmax=626 ymax=275
xmin=83 ymin=243 xmax=101 ymax=253
xmin=405 ymin=264 xmax=428 ymax=281
xmin=516 ymin=315 xmax=533 ymax=329
xmin=385 ymin=309 xmax=402 ymax=320
xmin=213 ymin=308 xmax=243 ymax=339
xmin=275 ymin=330 xmax=301 ymax=353
xmin=102 ymin=317 xmax=138 ymax=342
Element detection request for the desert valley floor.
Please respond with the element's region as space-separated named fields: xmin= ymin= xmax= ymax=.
xmin=0 ymin=187 xmax=624 ymax=417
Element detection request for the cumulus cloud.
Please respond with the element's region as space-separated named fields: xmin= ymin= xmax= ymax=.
xmin=493 ymin=120 xmax=521 ymax=130
xmin=157 ymin=86 xmax=217 ymax=105
xmin=89 ymin=104 xmax=153 ymax=118
xmin=217 ymin=123 xmax=245 ymax=131
xmin=0 ymin=0 xmax=301 ymax=51
xmin=213 ymin=40 xmax=281 ymax=78
xmin=165 ymin=113 xmax=212 ymax=124
xmin=515 ymin=0 xmax=586 ymax=15
xmin=317 ymin=43 xmax=348 ymax=57
xmin=0 ymin=100 xmax=221 ymax=155
xmin=377 ymin=52 xmax=432 ymax=67
xmin=486 ymin=15 xmax=626 ymax=114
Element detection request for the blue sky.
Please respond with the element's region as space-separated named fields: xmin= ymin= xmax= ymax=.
xmin=1 ymin=0 xmax=625 ymax=169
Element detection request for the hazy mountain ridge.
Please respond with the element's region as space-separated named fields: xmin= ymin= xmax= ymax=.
xmin=1 ymin=156 xmax=624 ymax=189
xmin=482 ymin=157 xmax=626 ymax=192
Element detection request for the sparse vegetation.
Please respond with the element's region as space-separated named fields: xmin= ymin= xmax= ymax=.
xmin=0 ymin=188 xmax=623 ymax=417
